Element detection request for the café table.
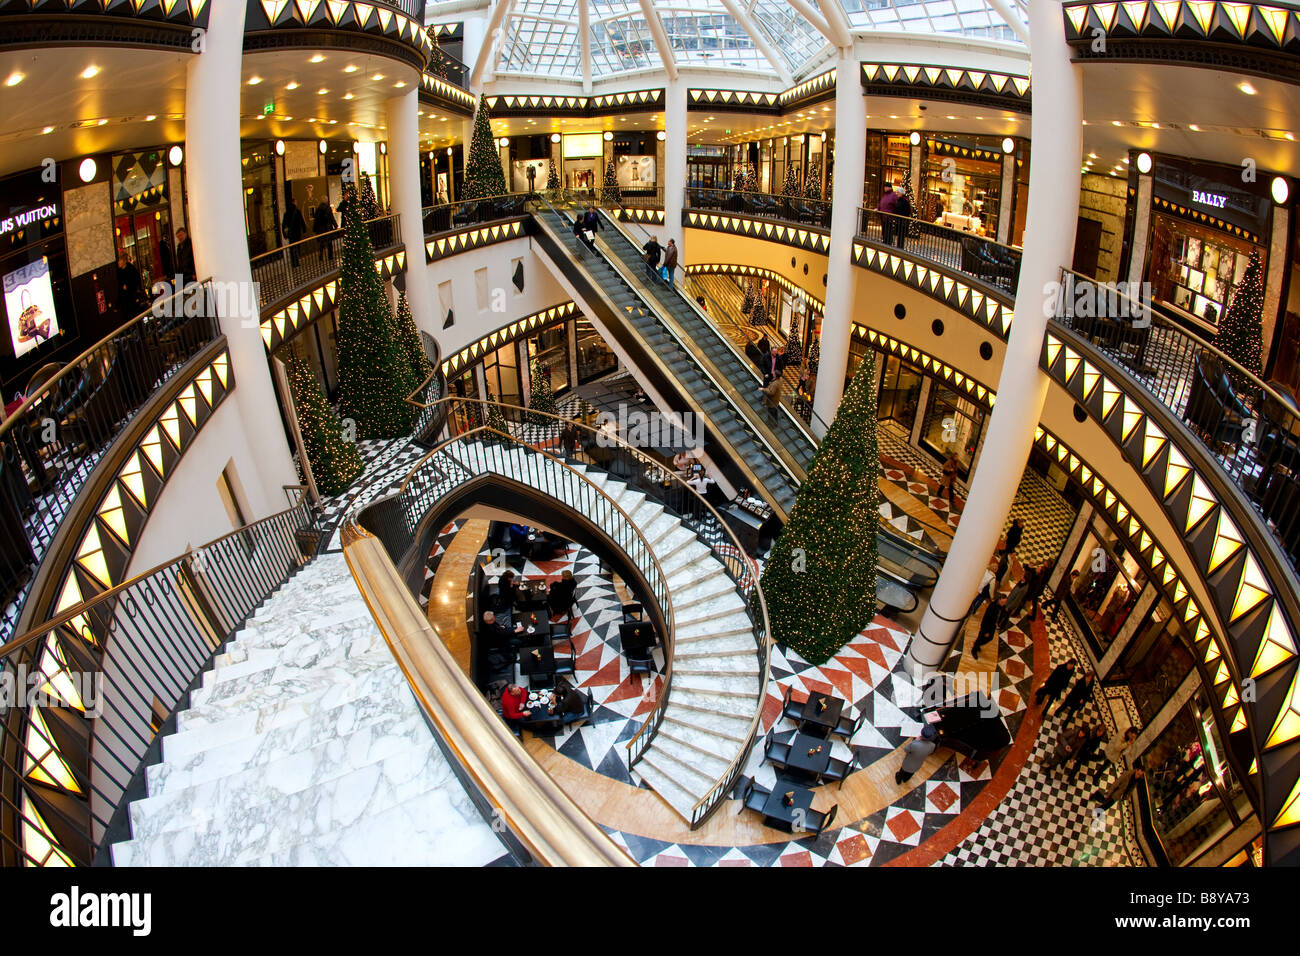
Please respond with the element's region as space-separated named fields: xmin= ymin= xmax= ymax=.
xmin=798 ymin=693 xmax=844 ymax=739
xmin=518 ymin=643 xmax=556 ymax=688
xmin=512 ymin=611 xmax=551 ymax=647
xmin=516 ymin=689 xmax=563 ymax=733
xmin=759 ymin=783 xmax=816 ymax=833
xmin=784 ymin=732 xmax=833 ymax=781
xmin=515 ymin=580 xmax=549 ymax=610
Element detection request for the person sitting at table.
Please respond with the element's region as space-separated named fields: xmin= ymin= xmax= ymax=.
xmin=506 ymin=523 xmax=530 ymax=548
xmin=484 ymin=569 xmax=516 ymax=611
xmin=548 ymin=569 xmax=577 ymax=619
xmin=481 ymin=610 xmax=525 ymax=647
xmin=500 ymin=683 xmax=532 ymax=721
xmin=672 ymin=450 xmax=693 ymax=474
xmin=547 ymin=677 xmax=584 ymax=717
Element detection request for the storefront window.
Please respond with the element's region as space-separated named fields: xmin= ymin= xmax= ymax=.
xmin=112 ymin=149 xmax=173 ymax=293
xmin=527 ymin=323 xmax=569 ymax=395
xmin=864 ymin=133 xmax=910 ymax=210
xmin=241 ymin=143 xmax=277 ymax=257
xmin=687 ymin=145 xmax=729 ymax=189
xmin=1063 ymin=515 xmax=1148 ymax=657
xmin=1144 ymin=685 xmax=1252 ymax=865
xmin=574 ymin=317 xmax=616 ymax=383
xmin=1114 ymin=601 xmax=1195 ymax=726
xmin=483 ymin=341 xmax=522 ymax=406
xmin=920 ymin=385 xmax=984 ymax=478
xmin=924 ymin=138 xmax=1002 ymax=238
xmin=877 ymin=354 xmax=923 ymax=431
xmin=1148 ymin=213 xmax=1261 ymax=332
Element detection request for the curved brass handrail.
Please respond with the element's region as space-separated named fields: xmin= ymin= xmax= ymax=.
xmin=0 ymin=279 xmax=212 ymax=444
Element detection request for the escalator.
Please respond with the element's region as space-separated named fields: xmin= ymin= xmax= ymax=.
xmin=530 ymin=199 xmax=800 ymax=520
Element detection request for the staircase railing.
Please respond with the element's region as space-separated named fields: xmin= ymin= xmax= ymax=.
xmin=0 ymin=485 xmax=317 ymax=866
xmin=249 ymin=214 xmax=401 ymax=310
xmin=395 ymin=396 xmax=772 ymax=830
xmin=0 ymin=281 xmax=221 ymax=637
xmin=1052 ymin=266 xmax=1300 ymax=574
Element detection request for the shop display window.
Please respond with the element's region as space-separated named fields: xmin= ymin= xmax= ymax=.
xmin=1148 ymin=213 xmax=1260 ymax=331
xmin=877 ymin=353 xmax=923 ymax=432
xmin=483 ymin=341 xmax=522 ymax=407
xmin=1062 ymin=515 xmax=1147 ymax=657
xmin=575 ymin=317 xmax=616 ymax=383
xmin=527 ymin=323 xmax=569 ymax=395
xmin=920 ymin=385 xmax=984 ymax=479
xmin=924 ymin=145 xmax=1001 ymax=238
xmin=1144 ymin=685 xmax=1253 ymax=865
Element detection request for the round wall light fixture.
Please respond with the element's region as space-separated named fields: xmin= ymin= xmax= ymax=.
xmin=552 ymin=133 xmax=562 ymax=143
xmin=275 ymin=139 xmax=285 ymax=156
xmin=603 ymin=131 xmax=613 ymax=141
xmin=1002 ymin=137 xmax=1015 ymax=154
xmin=78 ymin=157 xmax=97 ymax=183
xmin=1136 ymin=152 xmax=1153 ymax=174
xmin=379 ymin=142 xmax=386 ymax=155
xmin=657 ymin=131 xmax=666 ymax=141
xmin=909 ymin=131 xmax=921 ymax=146
xmin=1273 ymin=176 xmax=1290 ymax=205
xmin=168 ymin=145 xmax=184 ymax=166
xmin=447 ymin=147 xmax=453 ymax=155
xmin=820 ymin=131 xmax=826 ymax=142
xmin=318 ymin=140 xmax=327 ymax=154
xmin=352 ymin=140 xmax=361 ymax=152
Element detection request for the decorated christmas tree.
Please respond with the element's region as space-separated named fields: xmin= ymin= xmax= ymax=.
xmin=804 ymin=160 xmax=822 ymax=200
xmin=285 ymin=353 xmax=364 ymax=498
xmin=824 ymin=163 xmax=833 ymax=198
xmin=429 ymin=30 xmax=448 ymax=81
xmin=1216 ymin=249 xmax=1264 ymax=389
xmin=547 ymin=158 xmax=561 ymax=190
xmin=335 ymin=183 xmax=416 ymax=439
xmin=602 ymin=160 xmax=622 ymax=205
xmin=782 ymin=165 xmax=801 ymax=197
xmin=784 ymin=319 xmax=803 ymax=367
xmin=807 ymin=327 xmax=820 ymax=375
xmin=750 ymin=287 xmax=770 ymax=327
xmin=527 ymin=357 xmax=558 ymax=425
xmin=358 ymin=172 xmax=381 ymax=221
xmin=394 ymin=290 xmax=432 ymax=401
xmin=464 ymin=94 xmax=507 ymax=200
xmin=760 ymin=351 xmax=880 ymax=664
xmin=483 ymin=389 xmax=507 ymax=440
xmin=743 ymin=163 xmax=758 ymax=193
xmin=740 ymin=277 xmax=756 ymax=315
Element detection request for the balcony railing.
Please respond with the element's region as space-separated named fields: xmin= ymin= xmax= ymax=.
xmin=421 ymin=195 xmax=528 ymax=236
xmin=249 ymin=214 xmax=401 ymax=311
xmin=0 ymin=282 xmax=221 ymax=638
xmin=859 ymin=208 xmax=1022 ymax=297
xmin=686 ymin=186 xmax=831 ymax=228
xmin=1052 ymin=267 xmax=1300 ymax=572
xmin=428 ymin=46 xmax=469 ymax=88
xmin=0 ymin=485 xmax=317 ymax=866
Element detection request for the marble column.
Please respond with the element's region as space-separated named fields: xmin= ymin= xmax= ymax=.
xmin=811 ymin=51 xmax=866 ymax=438
xmin=905 ymin=0 xmax=1083 ymax=678
xmin=184 ymin=1 xmax=297 ymax=513
xmin=663 ymin=78 xmax=688 ymax=256
xmin=387 ymin=87 xmax=436 ymax=335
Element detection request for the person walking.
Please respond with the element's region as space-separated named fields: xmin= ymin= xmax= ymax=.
xmin=1042 ymin=569 xmax=1080 ymax=621
xmin=313 ymin=199 xmax=338 ymax=261
xmin=663 ymin=238 xmax=679 ymax=286
xmin=1093 ymin=727 xmax=1138 ymax=784
xmin=582 ymin=205 xmax=602 ymax=236
xmin=1066 ymin=724 xmax=1107 ymax=781
xmin=1003 ymin=569 xmax=1031 ymax=622
xmin=175 ymin=228 xmax=195 ymax=283
xmin=760 ymin=348 xmax=786 ymax=417
xmin=1002 ymin=517 xmax=1024 ymax=556
xmin=967 ymin=557 xmax=999 ymax=617
xmin=1041 ymin=725 xmax=1091 ymax=771
xmin=1053 ymin=672 xmax=1096 ymax=724
xmin=875 ymin=181 xmax=899 ymax=246
xmin=938 ymin=453 xmax=959 ymax=503
xmin=1022 ymin=560 xmax=1053 ymax=623
xmin=282 ymin=196 xmax=307 ymax=267
xmin=893 ymin=184 xmax=913 ymax=250
xmin=895 ymin=724 xmax=939 ymax=785
xmin=1035 ymin=658 xmax=1077 ymax=710
xmin=642 ymin=235 xmax=662 ymax=282
xmin=971 ymin=593 xmax=1007 ymax=659
xmin=1093 ymin=759 xmax=1145 ymax=809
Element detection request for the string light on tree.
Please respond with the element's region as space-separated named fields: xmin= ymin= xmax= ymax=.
xmin=465 ymin=94 xmax=507 ymax=200
xmin=602 ymin=160 xmax=622 ymax=205
xmin=1215 ymin=247 xmax=1265 ymax=388
xmin=284 ymin=353 xmax=364 ymax=497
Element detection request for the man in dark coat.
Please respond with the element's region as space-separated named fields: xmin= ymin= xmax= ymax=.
xmin=642 ymin=236 xmax=662 ymax=282
xmin=1002 ymin=517 xmax=1024 ymax=555
xmin=971 ymin=594 xmax=1006 ymax=659
xmin=313 ymin=200 xmax=338 ymax=260
xmin=1054 ymin=672 xmax=1096 ymax=723
xmin=1067 ymin=724 xmax=1107 ymax=781
xmin=175 ymin=228 xmax=195 ymax=283
xmin=115 ymin=252 xmax=144 ymax=318
xmin=1035 ymin=658 xmax=1077 ymax=710
xmin=282 ymin=196 xmax=307 ymax=266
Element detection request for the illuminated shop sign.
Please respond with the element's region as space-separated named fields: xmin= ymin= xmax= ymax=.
xmin=0 ymin=202 xmax=58 ymax=236
xmin=1191 ymin=190 xmax=1228 ymax=209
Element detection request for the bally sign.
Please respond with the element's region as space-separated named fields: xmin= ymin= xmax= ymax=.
xmin=0 ymin=202 xmax=58 ymax=236
xmin=1192 ymin=189 xmax=1228 ymax=209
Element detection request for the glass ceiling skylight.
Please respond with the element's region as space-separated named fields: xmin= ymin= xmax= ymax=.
xmin=448 ymin=0 xmax=1026 ymax=83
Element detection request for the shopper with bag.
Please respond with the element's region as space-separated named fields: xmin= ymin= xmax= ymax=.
xmin=642 ymin=236 xmax=662 ymax=282
xmin=663 ymin=239 xmax=679 ymax=286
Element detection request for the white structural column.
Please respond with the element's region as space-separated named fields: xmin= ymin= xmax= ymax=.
xmin=184 ymin=2 xmax=297 ymax=512
xmin=663 ymin=77 xmax=688 ymax=255
xmin=811 ymin=50 xmax=866 ymax=437
xmin=904 ymin=0 xmax=1082 ymax=678
xmin=387 ymin=86 xmax=436 ymax=335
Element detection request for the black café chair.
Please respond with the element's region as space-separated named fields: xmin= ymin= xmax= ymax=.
xmin=621 ymin=602 xmax=643 ymax=622
xmin=780 ymin=685 xmax=806 ymax=726
xmin=763 ymin=733 xmax=791 ymax=770
xmin=627 ymin=648 xmax=655 ymax=678
xmin=738 ymin=777 xmax=772 ymax=815
xmin=818 ymin=753 xmax=859 ymax=789
xmin=830 ymin=708 xmax=867 ymax=743
xmin=805 ymin=804 xmax=838 ymax=837
xmin=553 ymin=645 xmax=576 ymax=679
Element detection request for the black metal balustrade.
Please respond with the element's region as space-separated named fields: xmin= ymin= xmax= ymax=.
xmin=381 ymin=395 xmax=772 ymax=829
xmin=421 ymin=195 xmax=529 ymax=236
xmin=686 ymin=186 xmax=832 ymax=227
xmin=1052 ymin=267 xmax=1300 ymax=571
xmin=249 ymin=214 xmax=401 ymax=310
xmin=858 ymin=208 xmax=1023 ymax=296
xmin=0 ymin=486 xmax=318 ymax=866
xmin=0 ymin=282 xmax=221 ymax=637
xmin=427 ymin=47 xmax=469 ymax=88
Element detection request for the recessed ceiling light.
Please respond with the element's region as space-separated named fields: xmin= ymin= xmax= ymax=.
xmin=394 ymin=81 xmax=406 ymax=88
xmin=41 ymin=126 xmax=54 ymax=134
xmin=286 ymin=81 xmax=300 ymax=90
xmin=317 ymin=88 xmax=328 ymax=94
xmin=97 ymin=118 xmax=107 ymax=126
xmin=80 ymin=65 xmax=99 ymax=79
xmin=344 ymin=92 xmax=353 ymax=100
xmin=311 ymin=54 xmax=325 ymax=63
xmin=372 ymin=73 xmax=384 ymax=81
xmin=1189 ymin=124 xmax=1200 ymax=131
xmin=248 ymin=76 xmax=263 ymax=85
xmin=1239 ymin=81 xmax=1257 ymax=95
xmin=344 ymin=65 xmax=358 ymax=73
xmin=5 ymin=72 xmax=24 ymax=87
xmin=1112 ymin=120 xmax=1122 ymax=126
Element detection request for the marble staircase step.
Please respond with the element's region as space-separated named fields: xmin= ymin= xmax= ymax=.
xmin=673 ymin=634 xmax=759 ymax=659
xmin=675 ymin=612 xmax=754 ymax=643
xmin=648 ymin=738 xmax=727 ymax=793
xmin=658 ymin=717 xmax=743 ymax=767
xmin=636 ymin=757 xmax=703 ymax=820
xmin=671 ymin=576 xmax=736 ymax=609
xmin=666 ymin=560 xmax=725 ymax=594
xmin=675 ymin=655 xmax=761 ymax=677
xmin=672 ymin=671 xmax=760 ymax=698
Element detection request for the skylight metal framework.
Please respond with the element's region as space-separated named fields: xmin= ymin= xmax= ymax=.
xmin=462 ymin=0 xmax=1029 ymax=82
